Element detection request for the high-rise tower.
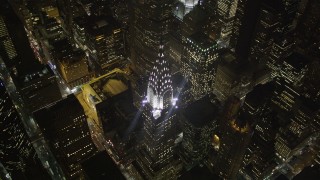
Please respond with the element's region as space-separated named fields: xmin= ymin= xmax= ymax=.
xmin=134 ymin=39 xmax=180 ymax=179
xmin=34 ymin=94 xmax=97 ymax=179
xmin=130 ymin=0 xmax=174 ymax=75
xmin=217 ymin=0 xmax=239 ymax=45
xmin=0 ymin=16 xmax=17 ymax=61
xmin=146 ymin=41 xmax=174 ymax=118
xmin=231 ymin=0 xmax=300 ymax=60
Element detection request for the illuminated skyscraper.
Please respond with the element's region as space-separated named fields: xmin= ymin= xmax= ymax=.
xmin=0 ymin=15 xmax=17 ymax=61
xmin=179 ymin=0 xmax=199 ymax=14
xmin=249 ymin=0 xmax=287 ymax=61
xmin=130 ymin=0 xmax=174 ymax=75
xmin=146 ymin=43 xmax=174 ymax=114
xmin=217 ymin=0 xmax=239 ymax=45
xmin=232 ymin=0 xmax=300 ymax=60
xmin=80 ymin=15 xmax=124 ymax=74
xmin=173 ymin=0 xmax=199 ymax=20
xmin=229 ymin=0 xmax=247 ymax=51
xmin=181 ymin=32 xmax=219 ymax=100
xmin=240 ymin=80 xmax=319 ymax=179
xmin=34 ymin=94 xmax=97 ymax=179
xmin=181 ymin=4 xmax=207 ymax=42
xmin=134 ymin=40 xmax=180 ymax=179
xmin=0 ymin=80 xmax=32 ymax=179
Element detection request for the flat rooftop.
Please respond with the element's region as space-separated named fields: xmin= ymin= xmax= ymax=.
xmin=244 ymin=82 xmax=276 ymax=107
xmin=82 ymin=152 xmax=125 ymax=180
xmin=285 ymin=52 xmax=310 ymax=70
xmin=74 ymin=15 xmax=120 ymax=37
xmin=183 ymin=96 xmax=219 ymax=128
xmin=33 ymin=94 xmax=84 ymax=138
xmin=90 ymin=77 xmax=128 ymax=100
xmin=178 ymin=165 xmax=220 ymax=180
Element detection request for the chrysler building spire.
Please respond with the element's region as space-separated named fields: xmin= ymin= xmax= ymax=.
xmin=146 ymin=39 xmax=175 ymax=119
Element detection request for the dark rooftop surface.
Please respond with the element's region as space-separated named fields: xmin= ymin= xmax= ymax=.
xmin=183 ymin=96 xmax=219 ymax=128
xmin=293 ymin=165 xmax=320 ymax=180
xmin=33 ymin=94 xmax=83 ymax=138
xmin=299 ymin=96 xmax=320 ymax=112
xmin=262 ymin=0 xmax=285 ymax=12
xmin=51 ymin=38 xmax=72 ymax=52
xmin=183 ymin=4 xmax=207 ymax=25
xmin=50 ymin=38 xmax=87 ymax=66
xmin=114 ymin=91 xmax=136 ymax=120
xmin=219 ymin=51 xmax=257 ymax=78
xmin=82 ymin=152 xmax=125 ymax=180
xmin=178 ymin=165 xmax=221 ymax=180
xmin=235 ymin=111 xmax=251 ymax=129
xmin=17 ymin=65 xmax=54 ymax=86
xmin=276 ymin=174 xmax=289 ymax=180
xmin=245 ymin=81 xmax=276 ymax=107
xmin=21 ymin=77 xmax=61 ymax=112
xmin=172 ymin=72 xmax=191 ymax=94
xmin=76 ymin=15 xmax=120 ymax=36
xmin=285 ymin=52 xmax=310 ymax=70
